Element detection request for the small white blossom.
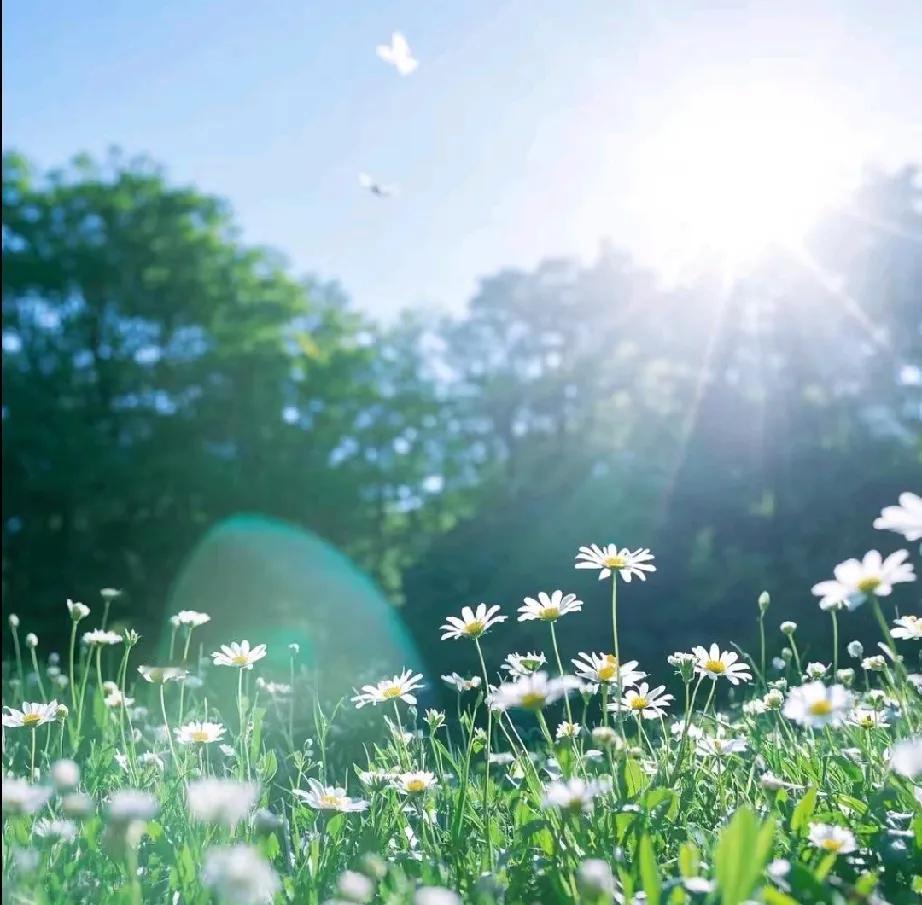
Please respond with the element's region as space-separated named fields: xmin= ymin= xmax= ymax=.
xmin=542 ymin=777 xmax=609 ymax=814
xmin=176 ymin=721 xmax=226 ymax=745
xmin=889 ymin=737 xmax=922 ymax=779
xmin=82 ymin=630 xmax=123 ymax=647
xmin=574 ymin=543 xmax=656 ymax=582
xmin=294 ymin=779 xmax=369 ymax=812
xmin=808 ymin=823 xmax=856 ymax=855
xmin=489 ymin=672 xmax=582 ymax=712
xmin=351 ymin=669 xmax=424 ymax=708
xmin=692 ymin=645 xmax=752 ymax=685
xmin=441 ymin=672 xmax=482 ymax=692
xmin=501 ymin=652 xmax=547 ymax=678
xmin=66 ymin=599 xmax=90 ymax=621
xmin=202 ymin=844 xmax=280 ymax=905
xmin=873 ymin=492 xmax=922 ymax=542
xmin=892 ymin=615 xmax=922 ymax=641
xmin=783 ymin=682 xmax=852 ymax=728
xmin=812 ymin=550 xmax=916 ymax=610
xmin=517 ymin=590 xmax=583 ymax=622
xmin=171 ymin=610 xmax=211 ymax=628
xmin=211 ymin=641 xmax=267 ymax=670
xmin=187 ymin=779 xmax=258 ymax=827
xmin=3 ymin=700 xmax=59 ymax=729
xmin=440 ymin=603 xmax=506 ymax=641
xmin=610 ymin=682 xmax=674 ymax=719
xmin=392 ymin=771 xmax=438 ymax=795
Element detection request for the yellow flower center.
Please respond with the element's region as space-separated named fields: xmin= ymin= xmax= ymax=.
xmin=630 ymin=697 xmax=648 ymax=710
xmin=191 ymin=729 xmax=211 ymax=743
xmin=464 ymin=620 xmax=485 ymax=636
xmin=520 ymin=691 xmax=547 ymax=709
xmin=857 ymin=576 xmax=880 ymax=593
xmin=405 ymin=779 xmax=426 ymax=793
xmin=539 ymin=607 xmax=560 ymax=621
xmin=603 ymin=554 xmax=626 ymax=569
xmin=704 ymin=659 xmax=726 ymax=674
xmin=381 ymin=685 xmax=402 ymax=699
xmin=808 ymin=699 xmax=833 ymax=717
xmin=231 ymin=653 xmax=250 ymax=666
xmin=820 ymin=838 xmax=843 ymax=852
xmin=597 ymin=664 xmax=617 ymax=681
xmin=22 ymin=713 xmax=43 ymax=727
xmin=319 ymin=794 xmax=342 ymax=808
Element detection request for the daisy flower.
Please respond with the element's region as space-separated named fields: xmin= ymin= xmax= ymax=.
xmin=351 ymin=669 xmax=424 ymax=708
xmin=501 ymin=652 xmax=547 ymax=678
xmin=692 ymin=644 xmax=753 ymax=685
xmin=105 ymin=790 xmax=159 ymax=823
xmin=82 ymin=629 xmax=123 ymax=647
xmin=255 ymin=678 xmax=292 ymax=696
xmin=211 ymin=641 xmax=267 ymax=670
xmin=175 ymin=721 xmax=226 ymax=745
xmin=517 ymin=590 xmax=583 ymax=622
xmin=574 ymin=544 xmax=656 ymax=582
xmin=440 ymin=603 xmax=506 ymax=641
xmin=783 ymin=682 xmax=852 ymax=728
xmin=805 ymin=662 xmax=829 ymax=680
xmin=392 ymin=771 xmax=438 ymax=795
xmin=555 ymin=721 xmax=582 ymax=740
xmin=889 ymin=737 xmax=922 ymax=779
xmin=2 ymin=779 xmax=52 ymax=815
xmin=441 ymin=672 xmax=482 ymax=693
xmin=812 ymin=550 xmax=916 ymax=610
xmin=488 ymin=672 xmax=582 ymax=712
xmin=808 ymin=823 xmax=856 ymax=855
xmin=892 ymin=615 xmax=922 ymax=641
xmin=695 ymin=736 xmax=747 ymax=758
xmin=171 ymin=610 xmax=211 ymax=628
xmin=138 ymin=665 xmax=188 ymax=684
xmin=202 ymin=845 xmax=280 ymax=905
xmin=294 ymin=779 xmax=369 ymax=812
xmin=610 ymin=683 xmax=674 ymax=719
xmin=33 ymin=818 xmax=78 ymax=842
xmin=849 ymin=708 xmax=889 ymax=729
xmin=571 ymin=652 xmax=645 ymax=687
xmin=874 ymin=492 xmax=922 ymax=542
xmin=187 ymin=779 xmax=258 ymax=827
xmin=2 ymin=700 xmax=59 ymax=729
xmin=542 ymin=777 xmax=609 ymax=814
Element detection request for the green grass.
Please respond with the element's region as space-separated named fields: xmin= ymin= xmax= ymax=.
xmin=2 ymin=546 xmax=920 ymax=905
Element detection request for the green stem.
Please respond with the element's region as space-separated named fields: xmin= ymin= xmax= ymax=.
xmin=758 ymin=614 xmax=766 ymax=688
xmin=29 ymin=647 xmax=47 ymax=703
xmin=830 ymin=611 xmax=839 ymax=676
xmin=160 ymin=684 xmax=177 ymax=763
xmin=610 ymin=577 xmax=625 ymax=741
xmin=548 ymin=621 xmax=573 ymax=724
xmin=474 ymin=639 xmax=495 ymax=871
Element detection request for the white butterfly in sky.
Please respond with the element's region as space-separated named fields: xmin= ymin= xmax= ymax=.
xmin=358 ymin=172 xmax=397 ymax=198
xmin=376 ymin=32 xmax=418 ymax=76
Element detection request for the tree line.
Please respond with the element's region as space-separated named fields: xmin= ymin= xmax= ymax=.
xmin=3 ymin=151 xmax=919 ymax=672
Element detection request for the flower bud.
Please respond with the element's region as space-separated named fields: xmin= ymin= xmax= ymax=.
xmin=51 ymin=759 xmax=81 ymax=792
xmin=780 ymin=621 xmax=797 ymax=636
xmin=25 ymin=633 xmax=38 ymax=649
xmin=836 ymin=668 xmax=855 ymax=687
xmin=758 ymin=591 xmax=770 ymax=613
xmin=847 ymin=640 xmax=863 ymax=658
xmin=577 ymin=859 xmax=616 ymax=898
xmin=9 ymin=613 xmax=20 ymax=628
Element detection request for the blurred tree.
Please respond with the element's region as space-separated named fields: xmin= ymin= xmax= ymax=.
xmin=1 ymin=151 xmax=454 ymax=645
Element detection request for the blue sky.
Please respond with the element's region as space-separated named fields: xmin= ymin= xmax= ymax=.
xmin=4 ymin=1 xmax=921 ymax=319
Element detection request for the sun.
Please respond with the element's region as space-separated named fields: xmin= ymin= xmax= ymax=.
xmin=629 ymin=86 xmax=859 ymax=274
